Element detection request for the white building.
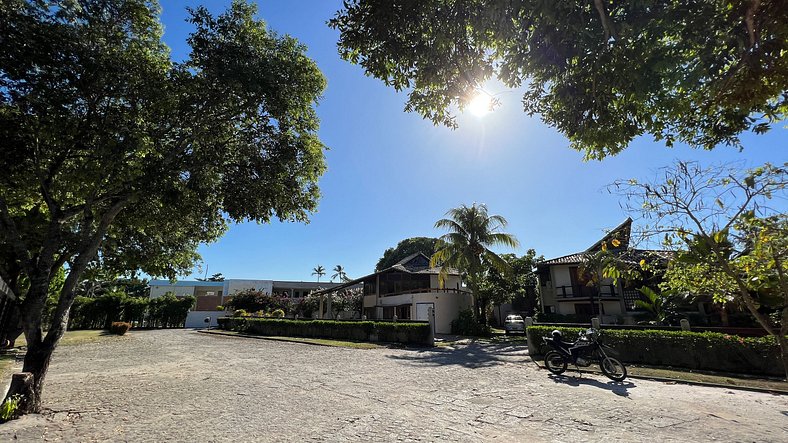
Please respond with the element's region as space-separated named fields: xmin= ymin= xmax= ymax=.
xmin=148 ymin=278 xmax=342 ymax=327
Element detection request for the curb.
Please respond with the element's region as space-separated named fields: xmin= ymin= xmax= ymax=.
xmin=196 ymin=329 xmax=339 ymax=347
xmin=531 ymin=359 xmax=787 ymax=395
xmin=195 ymin=329 xmax=386 ymax=349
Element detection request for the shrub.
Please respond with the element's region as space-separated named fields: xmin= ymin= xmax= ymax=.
xmin=225 ymin=289 xmax=289 ymax=313
xmin=233 ymin=309 xmax=247 ymax=317
xmin=270 ymin=308 xmax=285 ymax=318
xmin=375 ymin=322 xmax=431 ymax=344
xmin=0 ymin=394 xmax=22 ymax=422
xmin=216 ymin=305 xmax=224 ymax=311
xmin=526 ymin=325 xmax=782 ymax=376
xmin=109 ymin=321 xmax=131 ymax=335
xmin=217 ymin=318 xmax=431 ymax=345
xmin=450 ymin=309 xmax=491 ymax=336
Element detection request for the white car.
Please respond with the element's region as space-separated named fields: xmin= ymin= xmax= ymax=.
xmin=504 ymin=314 xmax=525 ymax=335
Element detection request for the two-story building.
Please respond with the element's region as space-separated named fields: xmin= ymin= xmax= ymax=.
xmin=312 ymin=253 xmax=473 ymax=334
xmin=537 ymin=218 xmax=672 ymax=323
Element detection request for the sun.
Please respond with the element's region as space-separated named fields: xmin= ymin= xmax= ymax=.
xmin=467 ymin=92 xmax=493 ymax=117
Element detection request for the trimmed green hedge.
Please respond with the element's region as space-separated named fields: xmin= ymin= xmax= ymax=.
xmin=217 ymin=317 xmax=432 ymax=345
xmin=527 ymin=326 xmax=782 ymax=376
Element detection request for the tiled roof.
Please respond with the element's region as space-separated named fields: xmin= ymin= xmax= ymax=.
xmin=539 ymin=249 xmax=673 ymax=267
xmin=311 ymin=263 xmax=461 ymax=295
xmin=395 ymin=252 xmax=428 ymax=266
xmin=540 ymin=253 xmax=585 ymax=265
xmin=148 ymin=279 xmax=224 ymax=287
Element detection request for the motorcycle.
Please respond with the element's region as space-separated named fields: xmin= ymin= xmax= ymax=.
xmin=542 ymin=328 xmax=627 ymax=381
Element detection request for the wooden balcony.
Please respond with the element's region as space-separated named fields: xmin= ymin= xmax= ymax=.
xmin=555 ymin=284 xmax=618 ymax=299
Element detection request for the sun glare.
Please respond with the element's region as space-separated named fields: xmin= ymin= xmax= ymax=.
xmin=467 ymin=93 xmax=492 ymax=117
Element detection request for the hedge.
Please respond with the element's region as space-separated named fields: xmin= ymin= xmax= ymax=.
xmin=64 ymin=293 xmax=195 ymax=330
xmin=527 ymin=326 xmax=782 ymax=376
xmin=217 ymin=317 xmax=432 ymax=345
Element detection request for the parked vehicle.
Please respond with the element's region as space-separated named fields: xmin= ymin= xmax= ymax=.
xmin=541 ymin=328 xmax=627 ymax=381
xmin=503 ymin=314 xmax=525 ymax=335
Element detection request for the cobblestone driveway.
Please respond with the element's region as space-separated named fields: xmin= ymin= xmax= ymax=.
xmin=1 ymin=330 xmax=786 ymax=442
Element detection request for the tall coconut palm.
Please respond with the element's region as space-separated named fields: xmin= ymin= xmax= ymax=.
xmin=430 ymin=203 xmax=519 ymax=324
xmin=312 ymin=265 xmax=326 ymax=283
xmin=331 ymin=265 xmax=349 ymax=282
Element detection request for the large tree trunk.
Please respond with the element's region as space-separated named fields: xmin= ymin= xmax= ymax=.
xmin=2 ymin=201 xmax=126 ymax=414
xmin=11 ymin=339 xmax=56 ymax=413
xmin=778 ymin=335 xmax=788 ymax=381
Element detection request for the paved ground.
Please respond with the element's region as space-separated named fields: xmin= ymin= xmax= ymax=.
xmin=0 ymin=330 xmax=786 ymax=442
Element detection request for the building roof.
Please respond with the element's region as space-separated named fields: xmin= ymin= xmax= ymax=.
xmin=584 ymin=217 xmax=632 ymax=253
xmin=538 ymin=218 xmax=672 ymax=268
xmin=272 ymin=281 xmax=343 ymax=289
xmin=539 ymin=253 xmax=586 ymax=266
xmin=149 ymin=279 xmax=225 ymax=287
xmin=311 ymin=255 xmax=460 ymax=296
xmin=148 ymin=279 xmax=344 ymax=289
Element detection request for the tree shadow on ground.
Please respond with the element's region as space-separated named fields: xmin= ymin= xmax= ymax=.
xmin=386 ymin=342 xmax=529 ymax=369
xmin=547 ymin=373 xmax=636 ymax=398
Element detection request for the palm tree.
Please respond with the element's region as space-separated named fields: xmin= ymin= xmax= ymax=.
xmin=331 ymin=265 xmax=349 ymax=283
xmin=430 ymin=203 xmax=519 ymax=324
xmin=312 ymin=265 xmax=326 ymax=283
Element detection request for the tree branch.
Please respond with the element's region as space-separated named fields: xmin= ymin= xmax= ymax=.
xmin=45 ymin=198 xmax=128 ymax=345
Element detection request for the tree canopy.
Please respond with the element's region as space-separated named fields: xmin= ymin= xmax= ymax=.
xmin=612 ymin=160 xmax=788 ymax=378
xmin=375 ymin=237 xmax=439 ymax=271
xmin=0 ymin=0 xmax=326 ymax=412
xmin=478 ymin=250 xmax=542 ymax=318
xmin=331 ymin=0 xmax=788 ymax=159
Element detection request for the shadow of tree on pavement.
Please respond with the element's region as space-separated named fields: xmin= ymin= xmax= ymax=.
xmin=386 ymin=342 xmax=529 ymax=369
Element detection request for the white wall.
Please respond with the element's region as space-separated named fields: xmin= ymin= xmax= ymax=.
xmin=429 ymin=274 xmax=463 ymax=290
xmin=377 ymin=291 xmax=473 ymax=334
xmin=185 ymin=311 xmax=226 ymax=328
xmin=150 ymin=285 xmax=196 ymax=299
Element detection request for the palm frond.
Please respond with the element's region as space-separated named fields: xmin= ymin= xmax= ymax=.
xmin=485 ymin=232 xmax=520 ymax=248
xmin=487 ymin=214 xmax=509 ymax=229
xmin=434 ymin=218 xmax=468 ymax=236
xmin=482 ymin=250 xmax=512 ymax=276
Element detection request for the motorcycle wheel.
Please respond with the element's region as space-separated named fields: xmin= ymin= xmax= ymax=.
xmin=600 ymin=357 xmax=627 ymax=381
xmin=544 ymin=351 xmax=568 ymax=375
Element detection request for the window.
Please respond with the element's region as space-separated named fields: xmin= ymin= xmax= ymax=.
xmin=395 ymin=305 xmax=411 ymax=319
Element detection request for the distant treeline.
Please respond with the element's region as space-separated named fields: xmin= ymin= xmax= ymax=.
xmin=64 ymin=292 xmax=195 ymax=330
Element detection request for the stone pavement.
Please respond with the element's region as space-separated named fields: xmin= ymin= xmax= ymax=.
xmin=0 ymin=329 xmax=785 ymax=442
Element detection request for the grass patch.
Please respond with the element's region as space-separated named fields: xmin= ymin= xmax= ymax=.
xmin=202 ymin=330 xmax=382 ymax=349
xmin=532 ymin=356 xmax=787 ymax=392
xmin=276 ymin=337 xmax=382 ymax=349
xmin=11 ymin=329 xmax=114 ymax=348
xmin=487 ymin=335 xmax=528 ymax=344
xmin=59 ymin=330 xmax=112 ymax=346
xmin=626 ymin=365 xmax=788 ymax=392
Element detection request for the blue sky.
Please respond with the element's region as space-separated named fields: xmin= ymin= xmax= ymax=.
xmin=160 ymin=1 xmax=786 ymax=282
